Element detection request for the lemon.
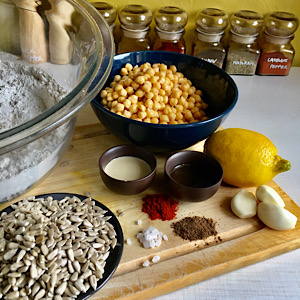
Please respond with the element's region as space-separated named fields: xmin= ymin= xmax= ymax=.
xmin=204 ymin=128 xmax=291 ymax=187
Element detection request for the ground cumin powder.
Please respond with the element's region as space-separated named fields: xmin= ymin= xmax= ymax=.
xmin=171 ymin=216 xmax=218 ymax=241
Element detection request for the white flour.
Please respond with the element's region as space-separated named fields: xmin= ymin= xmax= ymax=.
xmin=0 ymin=59 xmax=72 ymax=202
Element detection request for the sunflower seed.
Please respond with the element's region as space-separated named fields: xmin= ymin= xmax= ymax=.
xmin=4 ymin=248 xmax=18 ymax=260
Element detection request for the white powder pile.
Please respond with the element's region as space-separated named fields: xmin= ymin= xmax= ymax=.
xmin=0 ymin=58 xmax=71 ymax=202
xmin=137 ymin=227 xmax=168 ymax=249
xmin=0 ymin=60 xmax=67 ymax=133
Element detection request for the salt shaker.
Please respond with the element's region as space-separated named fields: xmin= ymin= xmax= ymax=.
xmin=153 ymin=6 xmax=187 ymax=54
xmin=257 ymin=12 xmax=299 ymax=76
xmin=117 ymin=4 xmax=152 ymax=54
xmin=12 ymin=0 xmax=48 ymax=63
xmin=192 ymin=8 xmax=228 ymax=68
xmin=224 ymin=10 xmax=264 ymax=75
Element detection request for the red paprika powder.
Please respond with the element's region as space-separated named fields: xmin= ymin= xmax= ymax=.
xmin=142 ymin=193 xmax=179 ymax=221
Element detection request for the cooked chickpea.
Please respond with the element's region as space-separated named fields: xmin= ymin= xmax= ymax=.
xmin=129 ymin=104 xmax=138 ymax=114
xmin=145 ymin=92 xmax=154 ymax=100
xmin=114 ymin=75 xmax=121 ymax=82
xmin=125 ymin=63 xmax=133 ymax=71
xmin=160 ymin=115 xmax=169 ymax=123
xmin=115 ymin=103 xmax=124 ymax=112
xmin=124 ymin=78 xmax=132 ymax=86
xmin=123 ymin=110 xmax=132 ymax=118
xmin=153 ymin=102 xmax=161 ymax=111
xmin=169 ymin=98 xmax=178 ymax=106
xmin=146 ymin=68 xmax=155 ymax=77
xmin=172 ymin=88 xmax=182 ymax=99
xmin=136 ymin=89 xmax=145 ymax=98
xmin=137 ymin=102 xmax=146 ymax=112
xmin=128 ymin=94 xmax=138 ymax=103
xmin=112 ymin=92 xmax=119 ymax=99
xmin=151 ymin=117 xmax=159 ymax=124
xmin=138 ymin=111 xmax=147 ymax=120
xmin=145 ymin=99 xmax=153 ymax=108
xmin=176 ymin=112 xmax=183 ymax=121
xmin=100 ymin=90 xmax=107 ymax=98
xmin=126 ymin=86 xmax=134 ymax=95
xmin=142 ymin=83 xmax=152 ymax=92
xmin=124 ymin=99 xmax=131 ymax=109
xmin=100 ymin=62 xmax=208 ymax=125
xmin=120 ymin=68 xmax=128 ymax=76
xmin=188 ymin=101 xmax=195 ymax=109
xmin=153 ymin=82 xmax=161 ymax=90
xmin=118 ymin=96 xmax=126 ymax=103
xmin=106 ymin=94 xmax=113 ymax=101
xmin=150 ymin=76 xmax=158 ymax=84
xmin=147 ymin=109 xmax=157 ymax=118
xmin=151 ymin=88 xmax=159 ymax=95
xmin=170 ymin=65 xmax=177 ymax=73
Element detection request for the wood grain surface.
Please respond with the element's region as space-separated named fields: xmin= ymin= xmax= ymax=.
xmin=2 ymin=124 xmax=299 ymax=300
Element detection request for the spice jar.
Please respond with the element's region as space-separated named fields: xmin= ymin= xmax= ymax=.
xmin=192 ymin=8 xmax=228 ymax=68
xmin=257 ymin=12 xmax=299 ymax=76
xmin=153 ymin=6 xmax=187 ymax=54
xmin=91 ymin=2 xmax=117 ymax=39
xmin=117 ymin=4 xmax=152 ymax=54
xmin=225 ymin=10 xmax=264 ymax=75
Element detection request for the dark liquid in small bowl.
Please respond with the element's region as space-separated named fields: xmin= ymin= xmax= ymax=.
xmin=171 ymin=163 xmax=217 ymax=188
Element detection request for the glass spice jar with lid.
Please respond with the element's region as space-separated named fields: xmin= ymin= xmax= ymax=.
xmin=224 ymin=10 xmax=264 ymax=75
xmin=192 ymin=8 xmax=228 ymax=68
xmin=153 ymin=6 xmax=187 ymax=54
xmin=91 ymin=2 xmax=117 ymax=41
xmin=257 ymin=12 xmax=299 ymax=76
xmin=117 ymin=4 xmax=152 ymax=54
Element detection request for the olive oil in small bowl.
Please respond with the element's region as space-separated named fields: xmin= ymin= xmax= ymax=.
xmin=164 ymin=150 xmax=223 ymax=202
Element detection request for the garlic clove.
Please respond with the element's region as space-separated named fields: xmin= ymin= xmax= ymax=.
xmin=256 ymin=185 xmax=285 ymax=207
xmin=231 ymin=189 xmax=257 ymax=218
xmin=257 ymin=202 xmax=297 ymax=230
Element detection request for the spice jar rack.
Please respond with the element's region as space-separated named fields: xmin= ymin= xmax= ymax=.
xmin=94 ymin=2 xmax=299 ymax=76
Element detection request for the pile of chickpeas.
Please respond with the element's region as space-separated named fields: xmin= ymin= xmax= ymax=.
xmin=100 ymin=62 xmax=208 ymax=125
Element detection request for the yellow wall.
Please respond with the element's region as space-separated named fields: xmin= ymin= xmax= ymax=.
xmin=89 ymin=0 xmax=300 ymax=66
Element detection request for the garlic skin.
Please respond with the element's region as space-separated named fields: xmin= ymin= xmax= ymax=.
xmin=231 ymin=189 xmax=257 ymax=218
xmin=256 ymin=185 xmax=285 ymax=207
xmin=257 ymin=202 xmax=297 ymax=230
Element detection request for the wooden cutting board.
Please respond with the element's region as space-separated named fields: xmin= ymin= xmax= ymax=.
xmin=2 ymin=123 xmax=300 ymax=299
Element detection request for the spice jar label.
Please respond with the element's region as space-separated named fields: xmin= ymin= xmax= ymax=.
xmin=225 ymin=50 xmax=259 ymax=75
xmin=258 ymin=51 xmax=292 ymax=75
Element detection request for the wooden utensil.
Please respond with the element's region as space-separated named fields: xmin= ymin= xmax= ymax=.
xmin=13 ymin=0 xmax=48 ymax=63
xmin=45 ymin=0 xmax=75 ymax=64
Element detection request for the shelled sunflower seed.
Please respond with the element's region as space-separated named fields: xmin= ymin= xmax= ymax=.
xmin=0 ymin=195 xmax=118 ymax=299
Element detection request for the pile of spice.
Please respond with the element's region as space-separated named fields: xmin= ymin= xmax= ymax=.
xmin=137 ymin=227 xmax=168 ymax=248
xmin=172 ymin=216 xmax=218 ymax=241
xmin=142 ymin=193 xmax=179 ymax=221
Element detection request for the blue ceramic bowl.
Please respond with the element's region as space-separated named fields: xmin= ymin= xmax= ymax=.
xmin=91 ymin=51 xmax=238 ymax=152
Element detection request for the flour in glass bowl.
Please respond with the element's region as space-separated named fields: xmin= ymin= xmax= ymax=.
xmin=0 ymin=57 xmax=72 ymax=202
xmin=0 ymin=60 xmax=67 ymax=132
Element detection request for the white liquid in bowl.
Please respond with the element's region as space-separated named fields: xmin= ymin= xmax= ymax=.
xmin=104 ymin=156 xmax=152 ymax=181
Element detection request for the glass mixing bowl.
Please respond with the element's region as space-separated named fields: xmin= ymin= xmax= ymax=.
xmin=0 ymin=0 xmax=114 ymax=202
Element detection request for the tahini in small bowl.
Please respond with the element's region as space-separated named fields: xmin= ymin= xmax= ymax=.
xmin=164 ymin=150 xmax=223 ymax=202
xmin=99 ymin=144 xmax=157 ymax=195
xmin=91 ymin=51 xmax=238 ymax=152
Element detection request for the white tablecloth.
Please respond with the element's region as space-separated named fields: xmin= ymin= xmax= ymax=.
xmin=155 ymin=68 xmax=300 ymax=300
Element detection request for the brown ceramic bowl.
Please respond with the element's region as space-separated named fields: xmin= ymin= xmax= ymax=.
xmin=99 ymin=144 xmax=157 ymax=195
xmin=164 ymin=150 xmax=223 ymax=202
